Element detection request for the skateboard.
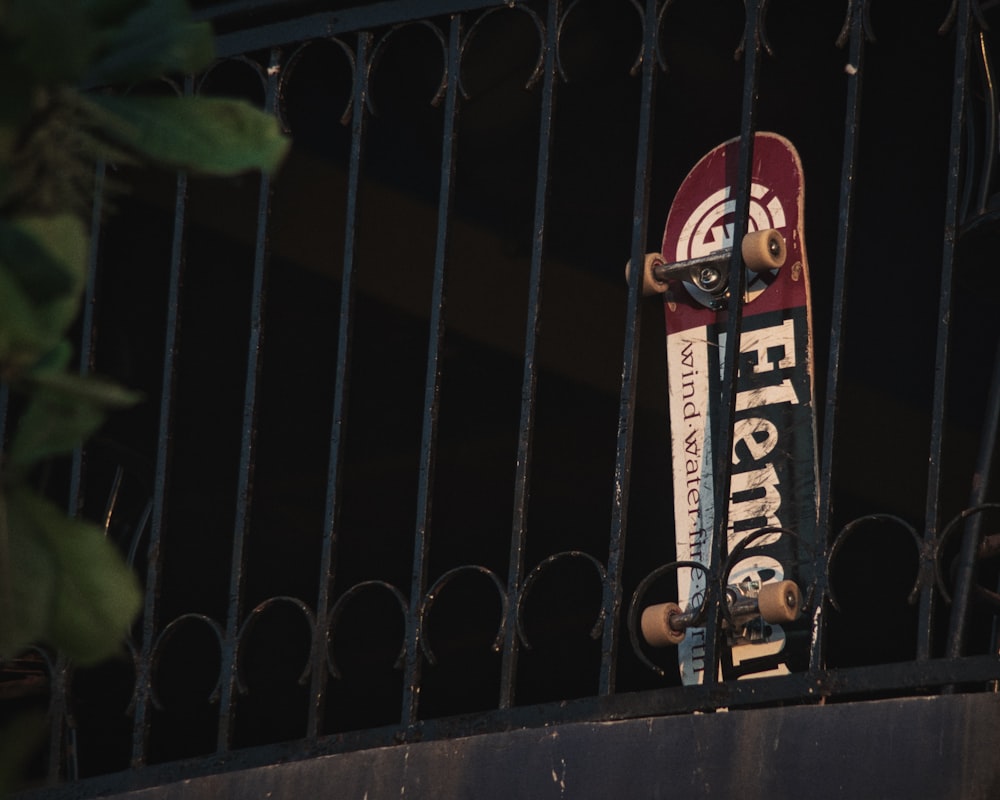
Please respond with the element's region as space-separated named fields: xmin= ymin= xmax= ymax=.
xmin=631 ymin=132 xmax=819 ymax=684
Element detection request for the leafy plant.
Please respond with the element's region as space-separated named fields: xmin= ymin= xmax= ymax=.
xmin=0 ymin=0 xmax=289 ymax=667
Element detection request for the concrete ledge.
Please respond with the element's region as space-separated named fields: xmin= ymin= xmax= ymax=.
xmin=27 ymin=692 xmax=1000 ymax=799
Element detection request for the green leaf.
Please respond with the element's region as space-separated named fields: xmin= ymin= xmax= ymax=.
xmin=3 ymin=0 xmax=101 ymax=84
xmin=86 ymin=94 xmax=290 ymax=176
xmin=6 ymin=372 xmax=140 ymax=472
xmin=84 ymin=0 xmax=214 ymax=87
xmin=0 ymin=215 xmax=87 ymax=367
xmin=0 ymin=711 xmax=47 ymax=797
xmin=0 ymin=217 xmax=80 ymax=302
xmin=82 ymin=0 xmax=148 ymax=28
xmin=1 ymin=487 xmax=141 ymax=665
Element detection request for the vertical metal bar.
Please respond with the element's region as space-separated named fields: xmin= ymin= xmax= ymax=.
xmin=217 ymin=47 xmax=282 ymax=753
xmin=46 ymin=156 xmax=109 ymax=784
xmin=401 ymin=14 xmax=461 ymax=733
xmin=499 ymin=0 xmax=558 ymax=710
xmin=132 ymin=76 xmax=194 ymax=769
xmin=948 ymin=28 xmax=1000 ymax=663
xmin=919 ymin=0 xmax=971 ymax=661
xmin=68 ymin=160 xmax=107 ymax=516
xmin=701 ymin=0 xmax=761 ymax=686
xmin=948 ymin=340 xmax=1000 ymax=658
xmin=45 ymin=659 xmax=70 ymax=783
xmin=811 ymin=0 xmax=867 ymax=672
xmin=309 ymin=32 xmax=371 ymax=738
xmin=599 ymin=0 xmax=658 ymax=697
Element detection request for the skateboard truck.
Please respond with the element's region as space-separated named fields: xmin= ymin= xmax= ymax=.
xmin=640 ymin=578 xmax=801 ymax=648
xmin=626 ymin=228 xmax=787 ymax=303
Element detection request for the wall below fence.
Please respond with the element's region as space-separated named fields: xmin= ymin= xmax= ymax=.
xmin=21 ymin=692 xmax=1000 ymax=800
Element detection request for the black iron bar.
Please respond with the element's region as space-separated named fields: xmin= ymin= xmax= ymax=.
xmin=309 ymin=32 xmax=371 ymax=739
xmin=131 ymin=76 xmax=195 ymax=769
xmin=947 ymin=344 xmax=1000 ymax=658
xmin=67 ymin=159 xmax=107 ymax=518
xmin=216 ymin=48 xmax=281 ymax=754
xmin=500 ymin=0 xmax=559 ymax=710
xmin=811 ymin=0 xmax=868 ymax=672
xmin=46 ymin=154 xmax=110 ymax=785
xmin=601 ymin=0 xmax=659 ymax=697
xmin=920 ymin=0 xmax=972 ymax=661
xmin=703 ymin=0 xmax=762 ymax=687
xmin=401 ymin=14 xmax=461 ymax=733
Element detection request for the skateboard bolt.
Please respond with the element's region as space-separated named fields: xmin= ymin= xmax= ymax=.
xmin=698 ymin=267 xmax=722 ymax=290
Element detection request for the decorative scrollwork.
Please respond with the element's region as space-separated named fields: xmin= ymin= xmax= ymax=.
xmin=235 ymin=596 xmax=316 ymax=693
xmin=516 ymin=550 xmax=607 ymax=649
xmin=195 ymin=54 xmax=267 ymax=101
xmin=149 ymin=613 xmax=224 ymax=710
xmin=366 ymin=22 xmax=448 ymax=116
xmin=934 ymin=503 xmax=1000 ymax=603
xmin=557 ymin=0 xmax=645 ymax=81
xmin=461 ymin=5 xmax=546 ymax=98
xmin=278 ymin=37 xmax=356 ymax=131
xmin=419 ymin=565 xmax=508 ymax=664
xmin=735 ymin=0 xmax=775 ymax=61
xmin=656 ymin=0 xmax=681 ymax=73
xmin=827 ymin=513 xmax=923 ymax=609
xmin=627 ymin=560 xmax=711 ymax=676
xmin=939 ymin=0 xmax=990 ymax=36
xmin=327 ymin=580 xmax=408 ymax=679
xmin=836 ymin=0 xmax=876 ymax=48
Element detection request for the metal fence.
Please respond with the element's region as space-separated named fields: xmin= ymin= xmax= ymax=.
xmin=6 ymin=0 xmax=1000 ymax=794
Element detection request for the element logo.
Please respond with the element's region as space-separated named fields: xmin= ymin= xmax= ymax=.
xmin=675 ymin=183 xmax=786 ymax=306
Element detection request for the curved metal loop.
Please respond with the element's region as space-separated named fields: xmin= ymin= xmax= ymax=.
xmin=827 ymin=513 xmax=922 ymax=611
xmin=720 ymin=526 xmax=806 ymax=628
xmin=195 ymin=54 xmax=268 ymax=100
xmin=557 ymin=0 xmax=645 ymax=82
xmin=123 ymin=498 xmax=153 ymax=570
xmin=627 ymin=560 xmax=711 ymax=676
xmin=327 ymin=580 xmax=409 ymax=679
xmin=935 ymin=503 xmax=1000 ymax=603
xmin=655 ymin=0 xmax=683 ymax=73
xmin=461 ymin=5 xmax=546 ymax=98
xmin=735 ymin=0 xmax=775 ymax=61
xmin=235 ymin=596 xmax=317 ymax=694
xmin=940 ymin=0 xmax=989 ymax=36
xmin=516 ymin=551 xmax=608 ymax=650
xmin=120 ymin=75 xmax=183 ymax=98
xmin=419 ymin=565 xmax=509 ymax=664
xmin=149 ymin=613 xmax=224 ymax=710
xmin=278 ymin=37 xmax=356 ymax=132
xmin=9 ymin=643 xmax=60 ymax=675
xmin=836 ymin=0 xmax=877 ymax=48
xmin=366 ymin=21 xmax=448 ymax=117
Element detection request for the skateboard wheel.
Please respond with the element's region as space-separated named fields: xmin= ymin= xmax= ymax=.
xmin=625 ymin=253 xmax=669 ymax=297
xmin=741 ymin=229 xmax=786 ymax=272
xmin=756 ymin=580 xmax=801 ymax=624
xmin=640 ymin=602 xmax=686 ymax=646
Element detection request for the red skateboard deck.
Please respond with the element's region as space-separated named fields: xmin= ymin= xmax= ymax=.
xmin=644 ymin=133 xmax=818 ymax=684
